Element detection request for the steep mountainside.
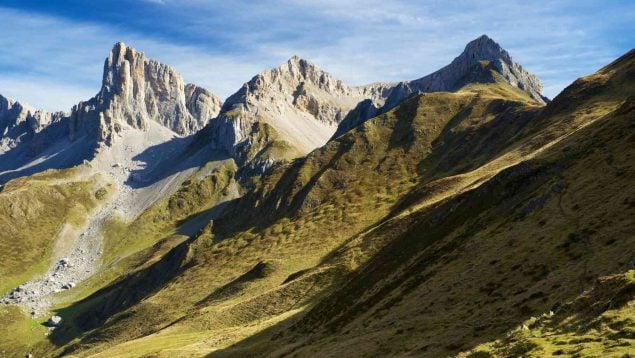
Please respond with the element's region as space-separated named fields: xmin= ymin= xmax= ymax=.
xmin=70 ymin=42 xmax=222 ymax=146
xmin=10 ymin=49 xmax=630 ymax=358
xmin=206 ymin=56 xmax=392 ymax=166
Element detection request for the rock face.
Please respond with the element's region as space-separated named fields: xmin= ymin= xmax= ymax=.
xmin=333 ymin=35 xmax=547 ymax=138
xmin=185 ymin=83 xmax=223 ymax=128
xmin=207 ymin=55 xmax=392 ymax=162
xmin=1 ymin=42 xmax=223 ymax=185
xmin=69 ymin=42 xmax=222 ymax=145
xmin=207 ymin=35 xmax=546 ymax=167
xmin=0 ymin=94 xmax=64 ymax=152
xmin=392 ymin=35 xmax=545 ymax=106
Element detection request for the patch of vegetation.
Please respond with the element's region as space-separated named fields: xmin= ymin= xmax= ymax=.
xmin=469 ymin=271 xmax=635 ymax=357
xmin=0 ymin=169 xmax=100 ymax=294
xmin=94 ymin=187 xmax=108 ymax=200
xmin=0 ymin=305 xmax=48 ymax=356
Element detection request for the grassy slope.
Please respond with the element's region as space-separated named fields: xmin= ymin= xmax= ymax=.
xmin=10 ymin=52 xmax=635 ymax=356
xmin=100 ymin=159 xmax=238 ymax=266
xmin=3 ymin=159 xmax=241 ymax=357
xmin=272 ymin=95 xmax=635 ymax=357
xmin=0 ymin=306 xmax=49 ymax=357
xmin=43 ymin=66 xmax=554 ymax=356
xmin=0 ymin=159 xmax=237 ymax=356
xmin=47 ymin=159 xmax=240 ymax=317
xmin=467 ymin=270 xmax=635 ymax=357
xmin=0 ymin=167 xmax=108 ymax=357
xmin=0 ymin=168 xmax=105 ymax=294
xmin=238 ymin=50 xmax=635 ymax=357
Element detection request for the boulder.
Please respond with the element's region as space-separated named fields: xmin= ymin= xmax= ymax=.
xmin=46 ymin=315 xmax=63 ymax=327
xmin=58 ymin=258 xmax=70 ymax=267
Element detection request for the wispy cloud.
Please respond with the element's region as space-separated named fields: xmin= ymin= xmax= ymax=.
xmin=0 ymin=1 xmax=633 ymax=111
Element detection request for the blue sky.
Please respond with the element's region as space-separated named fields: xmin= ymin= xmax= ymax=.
xmin=0 ymin=0 xmax=633 ymax=111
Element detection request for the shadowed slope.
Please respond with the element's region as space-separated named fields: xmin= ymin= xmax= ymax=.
xmin=212 ymin=49 xmax=635 ymax=357
xmin=7 ymin=49 xmax=633 ymax=358
xmin=41 ymin=77 xmax=553 ymax=356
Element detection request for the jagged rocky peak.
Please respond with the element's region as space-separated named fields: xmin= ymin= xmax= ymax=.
xmin=70 ymin=42 xmax=222 ymax=145
xmin=185 ymin=83 xmax=223 ymax=127
xmin=334 ymin=35 xmax=547 ymax=139
xmin=0 ymin=94 xmax=64 ymax=152
xmin=213 ymin=55 xmax=393 ymax=161
xmin=407 ymin=34 xmax=546 ymax=104
xmin=458 ymin=34 xmax=545 ymax=101
xmin=223 ymin=55 xmax=354 ymax=114
xmin=0 ymin=94 xmax=58 ymax=132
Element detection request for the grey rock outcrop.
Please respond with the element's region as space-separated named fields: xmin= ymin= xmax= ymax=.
xmin=399 ymin=35 xmax=545 ymax=105
xmin=1 ymin=42 xmax=223 ymax=184
xmin=0 ymin=95 xmax=64 ymax=152
xmin=46 ymin=315 xmax=63 ymax=327
xmin=69 ymin=42 xmax=222 ymax=145
xmin=185 ymin=83 xmax=223 ymax=129
xmin=207 ymin=55 xmax=393 ymax=163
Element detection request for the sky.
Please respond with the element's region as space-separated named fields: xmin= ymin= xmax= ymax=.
xmin=0 ymin=0 xmax=633 ymax=111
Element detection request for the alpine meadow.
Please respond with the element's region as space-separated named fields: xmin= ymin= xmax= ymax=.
xmin=0 ymin=1 xmax=634 ymax=357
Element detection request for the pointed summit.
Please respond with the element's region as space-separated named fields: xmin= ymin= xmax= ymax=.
xmin=0 ymin=94 xmax=63 ymax=153
xmin=454 ymin=34 xmax=545 ymax=102
xmin=210 ymin=56 xmax=391 ymax=165
xmin=287 ymin=54 xmax=303 ymax=63
xmin=335 ymin=35 xmax=547 ymax=139
xmin=462 ymin=34 xmax=505 ymax=59
xmin=69 ymin=42 xmax=222 ymax=145
xmin=380 ymin=34 xmax=547 ymax=110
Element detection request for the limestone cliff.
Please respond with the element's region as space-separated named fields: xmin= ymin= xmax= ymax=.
xmin=207 ymin=56 xmax=392 ymax=164
xmin=69 ymin=42 xmax=222 ymax=145
xmin=0 ymin=95 xmax=64 ymax=152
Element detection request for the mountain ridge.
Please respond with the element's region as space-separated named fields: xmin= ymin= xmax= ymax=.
xmin=207 ymin=54 xmax=394 ymax=166
xmin=0 ymin=38 xmax=633 ymax=357
xmin=0 ymin=94 xmax=65 ymax=152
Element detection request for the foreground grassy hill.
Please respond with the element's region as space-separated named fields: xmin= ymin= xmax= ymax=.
xmin=209 ymin=50 xmax=635 ymax=357
xmin=0 ymin=168 xmax=107 ymax=294
xmin=2 ymin=50 xmax=633 ymax=357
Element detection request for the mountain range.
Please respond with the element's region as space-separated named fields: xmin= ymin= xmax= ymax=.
xmin=0 ymin=35 xmax=633 ymax=357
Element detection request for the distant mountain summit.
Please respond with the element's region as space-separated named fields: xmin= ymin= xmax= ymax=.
xmin=69 ymin=42 xmax=222 ymax=146
xmin=405 ymin=34 xmax=545 ymax=104
xmin=335 ymin=35 xmax=547 ymax=138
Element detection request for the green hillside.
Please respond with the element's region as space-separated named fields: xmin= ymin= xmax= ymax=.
xmin=0 ymin=168 xmax=106 ymax=295
xmin=1 ymin=51 xmax=633 ymax=357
